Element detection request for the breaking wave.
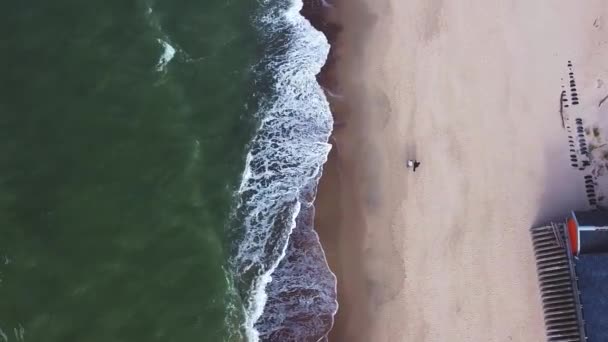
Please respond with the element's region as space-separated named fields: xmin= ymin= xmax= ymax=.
xmin=229 ymin=0 xmax=338 ymax=340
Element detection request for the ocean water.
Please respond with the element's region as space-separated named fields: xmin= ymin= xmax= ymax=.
xmin=1 ymin=0 xmax=336 ymax=341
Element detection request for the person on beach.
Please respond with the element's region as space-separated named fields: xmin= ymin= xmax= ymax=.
xmin=407 ymin=159 xmax=421 ymax=172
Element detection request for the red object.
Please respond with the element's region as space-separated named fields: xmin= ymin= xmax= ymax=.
xmin=567 ymin=217 xmax=579 ymax=255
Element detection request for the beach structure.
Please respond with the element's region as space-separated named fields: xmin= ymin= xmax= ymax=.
xmin=531 ymin=210 xmax=608 ymax=342
xmin=566 ymin=211 xmax=608 ymax=255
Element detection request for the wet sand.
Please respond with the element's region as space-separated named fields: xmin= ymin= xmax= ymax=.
xmin=314 ymin=0 xmax=608 ymax=341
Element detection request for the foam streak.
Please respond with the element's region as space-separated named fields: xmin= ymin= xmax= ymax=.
xmin=229 ymin=0 xmax=338 ymax=339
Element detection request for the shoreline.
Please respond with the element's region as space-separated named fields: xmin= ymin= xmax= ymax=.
xmin=303 ymin=0 xmax=376 ymax=340
xmin=235 ymin=0 xmax=337 ymax=340
xmin=298 ymin=1 xmax=346 ymax=340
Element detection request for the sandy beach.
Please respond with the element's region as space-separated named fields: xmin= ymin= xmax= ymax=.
xmin=314 ymin=0 xmax=608 ymax=341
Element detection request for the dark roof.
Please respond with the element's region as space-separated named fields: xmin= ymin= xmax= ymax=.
xmin=580 ymin=230 xmax=608 ymax=254
xmin=575 ymin=254 xmax=608 ymax=342
xmin=573 ymin=210 xmax=608 ymax=227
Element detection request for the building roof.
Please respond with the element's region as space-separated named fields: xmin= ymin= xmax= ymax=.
xmin=575 ymin=254 xmax=608 ymax=342
xmin=572 ymin=210 xmax=608 ymax=228
xmin=579 ymin=230 xmax=608 ymax=254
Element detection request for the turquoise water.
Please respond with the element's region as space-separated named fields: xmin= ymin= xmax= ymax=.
xmin=0 ymin=1 xmax=258 ymax=340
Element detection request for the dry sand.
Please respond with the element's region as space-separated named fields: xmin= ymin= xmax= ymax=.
xmin=314 ymin=0 xmax=608 ymax=341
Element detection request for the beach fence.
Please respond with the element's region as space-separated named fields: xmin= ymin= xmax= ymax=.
xmin=531 ymin=210 xmax=608 ymax=342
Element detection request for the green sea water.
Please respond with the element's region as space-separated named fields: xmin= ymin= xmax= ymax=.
xmin=0 ymin=0 xmax=259 ymax=340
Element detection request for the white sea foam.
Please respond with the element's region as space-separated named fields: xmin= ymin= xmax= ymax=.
xmin=243 ymin=202 xmax=301 ymax=341
xmin=13 ymin=324 xmax=24 ymax=341
xmin=156 ymin=39 xmax=176 ymax=72
xmin=254 ymin=184 xmax=339 ymax=341
xmin=145 ymin=4 xmax=180 ymax=73
xmin=323 ymin=87 xmax=343 ymax=99
xmin=320 ymin=0 xmax=334 ymax=8
xmin=230 ymin=0 xmax=337 ymax=339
